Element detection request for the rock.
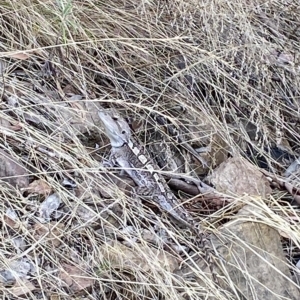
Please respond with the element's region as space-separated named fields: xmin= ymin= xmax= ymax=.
xmin=210 ymin=204 xmax=300 ymax=299
xmin=209 ymin=156 xmax=272 ymax=197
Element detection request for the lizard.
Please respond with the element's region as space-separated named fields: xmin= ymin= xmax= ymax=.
xmin=98 ymin=107 xmax=203 ymax=233
xmin=98 ymin=108 xmax=219 ymax=284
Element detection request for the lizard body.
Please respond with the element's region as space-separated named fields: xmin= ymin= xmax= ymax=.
xmin=98 ymin=108 xmax=199 ymax=232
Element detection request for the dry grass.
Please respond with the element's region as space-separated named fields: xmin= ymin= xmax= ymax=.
xmin=0 ymin=0 xmax=299 ymax=299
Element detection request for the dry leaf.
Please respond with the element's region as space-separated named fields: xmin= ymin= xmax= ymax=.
xmin=268 ymin=49 xmax=294 ymax=65
xmin=284 ymin=157 xmax=300 ymax=177
xmin=9 ymin=259 xmax=33 ymax=278
xmin=32 ymin=222 xmax=63 ymax=248
xmin=59 ymin=263 xmax=94 ymax=292
xmin=11 ymin=237 xmax=26 ymax=253
xmin=8 ymin=279 xmax=35 ymax=296
xmin=4 ymin=208 xmax=19 ymax=229
xmin=9 ymin=123 xmax=23 ymax=131
xmin=0 ymin=115 xmax=11 ymax=128
xmin=0 ymin=59 xmax=8 ymax=74
xmin=26 ymin=179 xmax=52 ymax=196
xmin=39 ymin=193 xmax=62 ymax=222
xmin=0 ymin=117 xmax=23 ymax=136
xmin=0 ymin=258 xmax=35 ymax=285
xmin=0 ymin=149 xmax=29 ymax=189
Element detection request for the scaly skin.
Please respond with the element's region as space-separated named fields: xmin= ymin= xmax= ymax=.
xmin=98 ymin=108 xmax=198 ymax=231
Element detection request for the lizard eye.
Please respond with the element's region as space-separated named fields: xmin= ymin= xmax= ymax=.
xmin=121 ymin=130 xmax=126 ymax=134
xmin=112 ymin=116 xmax=118 ymax=121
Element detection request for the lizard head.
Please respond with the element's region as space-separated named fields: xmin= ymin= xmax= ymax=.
xmin=98 ymin=109 xmax=131 ymax=147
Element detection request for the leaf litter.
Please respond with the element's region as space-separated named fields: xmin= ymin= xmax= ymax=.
xmin=0 ymin=1 xmax=299 ymax=299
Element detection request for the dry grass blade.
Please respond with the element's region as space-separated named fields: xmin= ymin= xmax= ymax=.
xmin=0 ymin=0 xmax=299 ymax=299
